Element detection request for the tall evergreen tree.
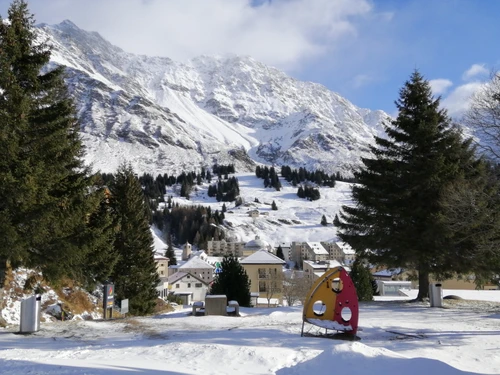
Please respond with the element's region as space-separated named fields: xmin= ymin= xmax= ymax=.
xmin=349 ymin=259 xmax=374 ymax=302
xmin=276 ymin=245 xmax=285 ymax=260
xmin=0 ymin=0 xmax=110 ymax=285
xmin=321 ymin=215 xmax=328 ymax=226
xmin=77 ymin=182 xmax=118 ymax=290
xmin=109 ymin=164 xmax=160 ymax=316
xmin=210 ymin=255 xmax=251 ymax=307
xmin=165 ymin=233 xmax=177 ymax=266
xmin=335 ymin=71 xmax=485 ymax=300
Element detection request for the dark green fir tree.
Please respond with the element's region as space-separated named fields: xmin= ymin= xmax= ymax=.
xmin=349 ymin=259 xmax=374 ymax=302
xmin=165 ymin=233 xmax=177 ymax=266
xmin=335 ymin=70 xmax=487 ymax=300
xmin=276 ymin=245 xmax=285 ymax=260
xmin=210 ymin=255 xmax=251 ymax=307
xmin=109 ymin=164 xmax=160 ymax=316
xmin=0 ymin=0 xmax=112 ymax=286
xmin=320 ymin=215 xmax=328 ymax=226
xmin=271 ymin=200 xmax=278 ymax=210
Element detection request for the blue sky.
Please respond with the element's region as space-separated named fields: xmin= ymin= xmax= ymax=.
xmin=0 ymin=0 xmax=498 ymax=116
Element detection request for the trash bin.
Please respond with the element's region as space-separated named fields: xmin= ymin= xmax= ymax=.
xmin=19 ymin=294 xmax=42 ymax=333
xmin=429 ymin=283 xmax=443 ymax=308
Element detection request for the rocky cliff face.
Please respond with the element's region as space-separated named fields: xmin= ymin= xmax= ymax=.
xmin=38 ymin=20 xmax=390 ymax=175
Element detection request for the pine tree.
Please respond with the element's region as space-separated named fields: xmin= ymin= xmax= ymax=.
xmin=271 ymin=201 xmax=278 ymax=210
xmin=336 ymin=71 xmax=485 ymax=300
xmin=0 ymin=0 xmax=111 ymax=285
xmin=210 ymin=255 xmax=251 ymax=307
xmin=276 ymin=245 xmax=285 ymax=260
xmin=77 ymin=182 xmax=118 ymax=290
xmin=321 ymin=215 xmax=328 ymax=226
xmin=109 ymin=164 xmax=160 ymax=316
xmin=349 ymin=259 xmax=374 ymax=302
xmin=165 ymin=233 xmax=177 ymax=266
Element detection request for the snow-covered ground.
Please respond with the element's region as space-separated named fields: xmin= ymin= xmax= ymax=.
xmin=1 ymin=292 xmax=499 ymax=374
xmin=2 ymin=173 xmax=499 ymax=374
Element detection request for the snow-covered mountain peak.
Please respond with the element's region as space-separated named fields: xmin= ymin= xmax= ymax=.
xmin=35 ymin=20 xmax=391 ymax=175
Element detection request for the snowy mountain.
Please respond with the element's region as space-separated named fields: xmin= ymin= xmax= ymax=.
xmin=36 ymin=20 xmax=390 ymax=175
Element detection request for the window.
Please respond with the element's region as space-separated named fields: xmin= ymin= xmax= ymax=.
xmin=175 ymin=284 xmax=180 ymax=288
xmin=258 ymin=268 xmax=267 ymax=279
xmin=160 ymin=270 xmax=164 ymax=275
xmin=195 ymin=283 xmax=202 ymax=288
xmin=259 ymin=281 xmax=267 ymax=292
xmin=187 ymin=283 xmax=191 ymax=288
xmin=187 ymin=275 xmax=191 ymax=278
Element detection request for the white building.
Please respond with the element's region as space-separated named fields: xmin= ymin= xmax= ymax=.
xmin=168 ymin=272 xmax=210 ymax=304
xmin=334 ymin=242 xmax=356 ymax=265
xmin=303 ymin=259 xmax=343 ymax=281
xmin=154 ymin=254 xmax=169 ymax=298
xmin=178 ymin=256 xmax=215 ymax=284
xmin=206 ymin=239 xmax=245 ymax=257
xmin=291 ymin=242 xmax=329 ymax=263
xmin=275 ymin=242 xmax=292 ymax=262
xmin=181 ymin=242 xmax=192 ymax=261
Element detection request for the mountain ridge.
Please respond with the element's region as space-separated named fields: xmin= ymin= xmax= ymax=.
xmin=37 ymin=20 xmax=391 ymax=175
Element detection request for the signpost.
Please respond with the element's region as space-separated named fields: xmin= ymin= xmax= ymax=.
xmin=103 ymin=282 xmax=114 ymax=320
xmin=120 ymin=299 xmax=129 ymax=315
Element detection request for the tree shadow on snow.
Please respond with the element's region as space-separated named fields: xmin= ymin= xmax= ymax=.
xmin=0 ymin=358 xmax=188 ymax=375
xmin=274 ymin=346 xmax=483 ymax=375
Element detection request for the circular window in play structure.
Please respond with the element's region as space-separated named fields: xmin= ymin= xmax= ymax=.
xmin=341 ymin=306 xmax=352 ymax=322
xmin=312 ymin=301 xmax=326 ymax=316
xmin=331 ymin=277 xmax=343 ymax=293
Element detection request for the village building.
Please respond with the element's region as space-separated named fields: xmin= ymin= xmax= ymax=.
xmin=290 ymin=242 xmax=329 ymax=263
xmin=206 ymin=239 xmax=245 ymax=257
xmin=178 ymin=256 xmax=215 ymax=284
xmin=240 ymin=250 xmax=286 ymax=307
xmin=302 ymin=259 xmax=343 ymax=281
xmin=181 ymin=242 xmax=192 ymax=261
xmin=242 ymin=235 xmax=272 ymax=256
xmin=274 ymin=242 xmax=292 ymax=262
xmin=167 ymin=272 xmax=209 ymax=305
xmin=248 ymin=209 xmax=260 ymax=218
xmin=154 ymin=254 xmax=170 ymax=298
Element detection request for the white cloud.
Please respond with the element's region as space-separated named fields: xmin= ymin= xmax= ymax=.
xmin=441 ymin=82 xmax=483 ymax=117
xmin=462 ymin=64 xmax=488 ymax=81
xmin=429 ymin=79 xmax=453 ymax=95
xmin=11 ymin=0 xmax=373 ymax=70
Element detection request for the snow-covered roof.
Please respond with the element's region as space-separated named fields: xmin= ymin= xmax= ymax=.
xmin=154 ymin=255 xmax=169 ymax=261
xmin=276 ymin=242 xmax=291 ymax=248
xmin=168 ymin=271 xmax=188 ymax=284
xmin=167 ymin=271 xmax=208 ymax=285
xmin=244 ymin=235 xmax=270 ymax=250
xmin=303 ymin=259 xmax=342 ymax=269
xmin=306 ymin=242 xmax=329 ymax=255
xmin=372 ymin=268 xmax=403 ymax=277
xmin=376 ymin=280 xmax=411 ymax=285
xmin=179 ymin=256 xmax=214 ymax=270
xmin=335 ymin=241 xmax=355 ymax=254
xmin=240 ymin=250 xmax=285 ymax=265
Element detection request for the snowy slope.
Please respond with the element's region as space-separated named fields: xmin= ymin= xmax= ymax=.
xmin=36 ymin=20 xmax=391 ymax=175
xmin=151 ymin=172 xmax=352 ymax=247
